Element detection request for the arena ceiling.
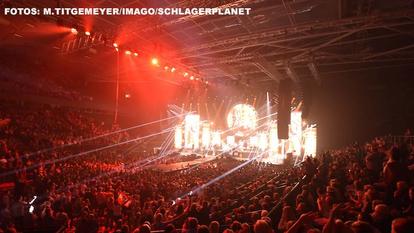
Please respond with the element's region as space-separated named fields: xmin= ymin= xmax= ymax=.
xmin=1 ymin=0 xmax=414 ymax=89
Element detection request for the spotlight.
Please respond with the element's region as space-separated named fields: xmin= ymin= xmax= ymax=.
xmin=190 ymin=76 xmax=194 ymax=80
xmin=125 ymin=93 xmax=131 ymax=98
xmin=113 ymin=43 xmax=118 ymax=48
xmin=115 ymin=48 xmax=119 ymax=52
xmin=151 ymin=58 xmax=159 ymax=66
xmin=183 ymin=72 xmax=188 ymax=77
xmin=205 ymin=81 xmax=209 ymax=84
xmin=71 ymin=28 xmax=78 ymax=35
xmin=85 ymin=31 xmax=91 ymax=36
xmin=164 ymin=66 xmax=169 ymax=71
xmin=195 ymin=77 xmax=199 ymax=81
xmin=125 ymin=50 xmax=131 ymax=55
xmin=134 ymin=52 xmax=138 ymax=57
xmin=171 ymin=67 xmax=176 ymax=73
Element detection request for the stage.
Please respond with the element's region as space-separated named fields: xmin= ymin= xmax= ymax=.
xmin=171 ymin=104 xmax=317 ymax=165
xmin=147 ymin=156 xmax=216 ymax=172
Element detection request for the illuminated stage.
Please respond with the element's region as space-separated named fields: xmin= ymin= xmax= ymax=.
xmin=172 ymin=104 xmax=317 ymax=165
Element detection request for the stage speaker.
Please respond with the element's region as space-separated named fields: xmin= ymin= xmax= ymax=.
xmin=301 ymin=81 xmax=313 ymax=119
xmin=278 ymin=79 xmax=292 ymax=139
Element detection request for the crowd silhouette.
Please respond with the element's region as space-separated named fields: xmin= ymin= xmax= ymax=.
xmin=1 ymin=102 xmax=413 ymax=233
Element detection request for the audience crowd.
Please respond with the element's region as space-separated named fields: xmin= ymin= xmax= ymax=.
xmin=1 ymin=102 xmax=414 ymax=233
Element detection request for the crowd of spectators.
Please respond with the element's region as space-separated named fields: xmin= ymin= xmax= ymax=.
xmin=1 ymin=101 xmax=414 ymax=233
xmin=0 ymin=101 xmax=130 ymax=178
xmin=272 ymin=137 xmax=414 ymax=233
xmin=0 ymin=63 xmax=92 ymax=102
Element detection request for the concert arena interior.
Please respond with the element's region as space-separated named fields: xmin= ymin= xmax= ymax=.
xmin=1 ymin=0 xmax=414 ymax=233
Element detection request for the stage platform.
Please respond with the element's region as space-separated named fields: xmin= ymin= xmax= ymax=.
xmin=147 ymin=156 xmax=216 ymax=172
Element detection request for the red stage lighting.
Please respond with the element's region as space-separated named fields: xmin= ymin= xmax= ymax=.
xmin=71 ymin=28 xmax=78 ymax=35
xmin=85 ymin=31 xmax=91 ymax=36
xmin=113 ymin=43 xmax=118 ymax=48
xmin=125 ymin=50 xmax=132 ymax=55
xmin=164 ymin=66 xmax=169 ymax=71
xmin=151 ymin=58 xmax=159 ymax=66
